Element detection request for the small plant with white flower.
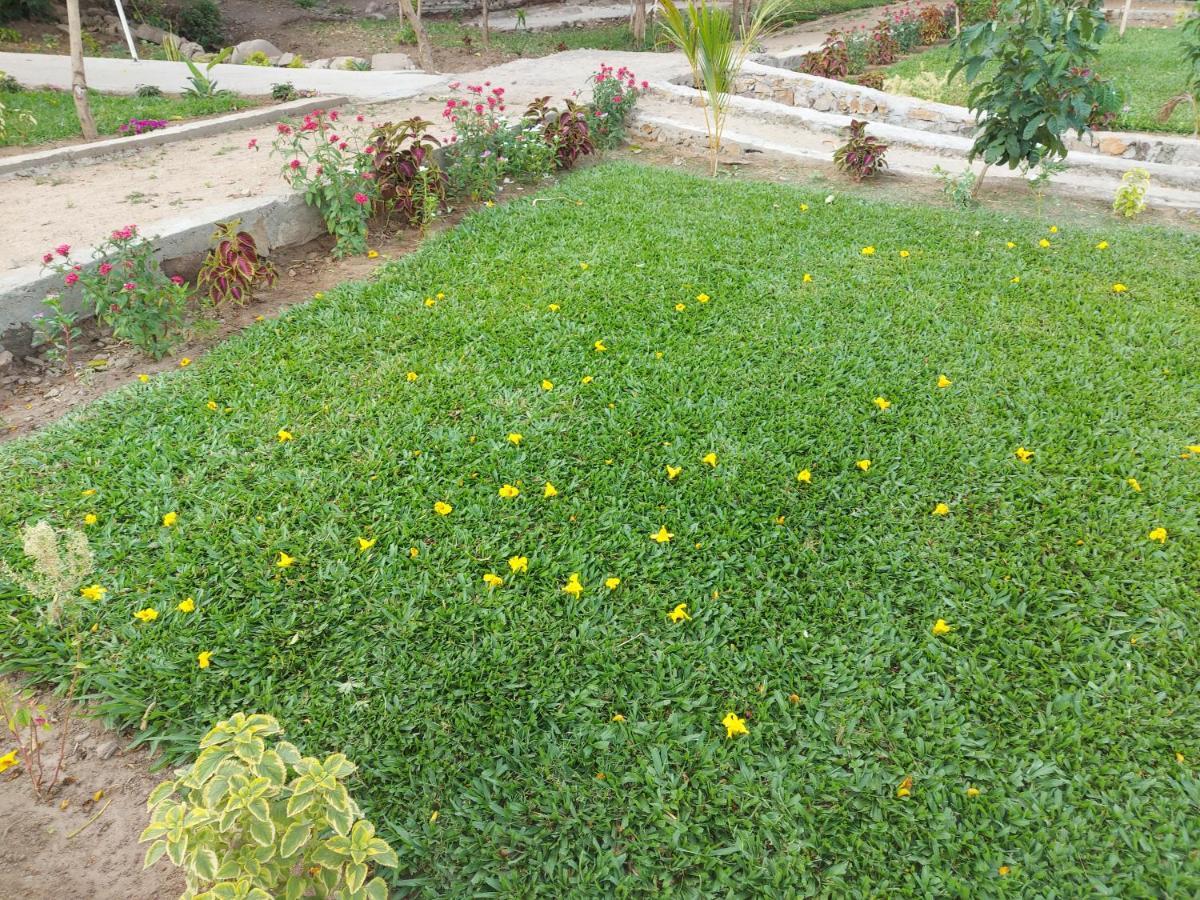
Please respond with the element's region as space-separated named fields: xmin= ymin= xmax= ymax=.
xmin=141 ymin=712 xmax=398 ymax=900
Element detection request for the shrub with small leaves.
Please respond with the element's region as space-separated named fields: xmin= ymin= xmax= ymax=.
xmin=197 ymin=219 xmax=277 ymax=306
xmin=244 ymin=50 xmax=272 ymax=67
xmin=1112 ymin=167 xmax=1149 ymax=218
xmin=136 ymin=83 xmax=163 ymax=98
xmin=271 ymin=82 xmax=298 ymax=102
xmin=141 ymin=713 xmax=398 ymax=900
xmin=833 ymin=118 xmax=888 ymax=181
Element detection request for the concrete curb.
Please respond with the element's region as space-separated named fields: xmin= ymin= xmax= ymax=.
xmin=0 ymin=96 xmax=347 ymax=179
xmin=1 ymin=193 xmax=323 ymax=353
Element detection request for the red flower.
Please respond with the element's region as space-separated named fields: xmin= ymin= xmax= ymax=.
xmin=42 ymin=252 xmax=53 ymax=265
xmin=330 ymin=110 xmax=339 ymax=121
xmin=170 ymin=275 xmax=184 ymax=285
xmin=98 ymin=262 xmax=113 ymax=275
xmin=55 ymin=244 xmax=71 ymax=257
xmin=248 ymin=138 xmax=258 ymax=150
xmin=339 ymin=142 xmax=348 ymax=150
xmin=290 ymin=159 xmax=301 ymax=169
xmin=277 ymin=123 xmax=292 ymax=134
xmin=123 ymin=281 xmax=136 ymax=291
xmin=354 ymin=192 xmax=368 ymax=205
xmin=356 ymin=114 xmax=364 ymax=122
xmin=64 ymin=272 xmax=79 ymax=286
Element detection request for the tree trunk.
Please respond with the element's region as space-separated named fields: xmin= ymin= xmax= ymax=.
xmin=398 ymin=0 xmax=435 ymax=71
xmin=730 ymin=0 xmax=743 ymax=37
xmin=1117 ymin=0 xmax=1132 ymax=38
xmin=971 ymin=162 xmax=991 ymax=198
xmin=66 ymin=0 xmax=98 ymax=141
xmin=632 ymin=0 xmax=647 ymax=45
xmin=481 ymin=0 xmax=491 ymax=49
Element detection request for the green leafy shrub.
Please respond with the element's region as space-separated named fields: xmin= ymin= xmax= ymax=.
xmin=0 ymin=0 xmax=51 ymax=24
xmin=0 ymin=69 xmax=20 ymax=92
xmin=0 ymin=24 xmax=21 ymax=41
xmin=244 ymin=50 xmax=272 ymax=67
xmin=932 ymin=163 xmax=978 ymax=207
xmin=955 ymin=0 xmax=999 ymax=25
xmin=140 ymin=713 xmax=398 ymax=900
xmin=1112 ymin=167 xmax=1149 ymax=218
xmin=271 ymin=81 xmax=298 ymax=102
xmin=136 ymin=83 xmax=163 ymax=98
xmin=177 ymin=0 xmax=223 ymax=50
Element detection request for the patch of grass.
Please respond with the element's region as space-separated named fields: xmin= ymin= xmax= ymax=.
xmin=883 ymin=27 xmax=1196 ymax=135
xmin=0 ymin=88 xmax=256 ymax=146
xmin=3 ymin=163 xmax=1200 ymax=894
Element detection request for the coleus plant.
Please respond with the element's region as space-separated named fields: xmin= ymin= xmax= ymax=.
xmin=368 ymin=117 xmax=448 ymax=229
xmin=524 ymin=96 xmax=595 ymax=169
xmin=197 ymin=220 xmax=277 ymax=307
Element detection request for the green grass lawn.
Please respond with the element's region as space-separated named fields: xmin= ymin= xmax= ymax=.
xmin=3 ymin=163 xmax=1200 ymax=894
xmin=0 ymin=89 xmax=256 ymax=147
xmin=883 ymin=27 xmax=1196 ymax=135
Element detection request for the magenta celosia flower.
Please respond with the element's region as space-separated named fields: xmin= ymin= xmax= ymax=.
xmin=354 ymin=192 xmax=368 ymax=205
xmin=123 ymin=282 xmax=136 ymax=291
xmin=56 ymin=244 xmax=70 ymax=257
xmin=290 ymin=159 xmax=301 ymax=169
xmin=64 ymin=272 xmax=79 ymax=286
xmin=170 ymin=275 xmax=184 ymax=285
xmin=99 ymin=262 xmax=113 ymax=275
xmin=248 ymin=138 xmax=258 ymax=150
xmin=42 ymin=252 xmax=53 ymax=264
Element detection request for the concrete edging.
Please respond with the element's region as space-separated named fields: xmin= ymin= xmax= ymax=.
xmin=1 ymin=193 xmax=323 ymax=353
xmin=0 ymin=95 xmax=348 ymax=179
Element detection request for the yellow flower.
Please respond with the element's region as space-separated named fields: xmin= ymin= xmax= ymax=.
xmin=276 ymin=551 xmax=295 ymax=568
xmin=83 ymin=513 xmax=98 ymax=526
xmin=966 ymin=786 xmax=980 ymax=797
xmin=424 ymin=298 xmax=436 ymax=307
xmin=803 ymin=272 xmax=813 ymax=283
xmin=430 ymin=810 xmax=440 ymax=823
xmin=651 ymin=525 xmax=674 ymax=544
xmin=1015 ymin=446 xmax=1034 ymax=463
xmin=666 ymin=465 xmax=682 ymax=480
xmin=179 ymin=357 xmax=191 ymax=367
xmin=674 ymin=303 xmax=686 ymax=312
xmin=0 ymin=749 xmax=19 ymax=774
xmin=81 ymin=489 xmax=96 ymax=496
xmin=507 ymin=432 xmax=523 ymax=445
xmin=367 ymin=249 xmax=379 ymax=259
xmin=1005 ymin=241 xmax=1016 ymax=249
xmin=873 ymin=396 xmax=891 ymax=411
xmin=896 ymin=776 xmax=912 ymax=798
xmin=1148 ymin=527 xmax=1167 ymax=544
xmin=1010 ymin=276 xmax=1020 ymax=284
xmin=434 ymin=501 xmax=452 ymax=516
xmin=277 ymin=429 xmax=293 ymax=443
xmin=800 ymin=203 xmax=809 ymax=211
xmin=357 ymin=537 xmax=376 ymax=552
xmin=543 ymin=482 xmax=558 ymax=498
xmin=134 ymin=608 xmax=159 ymax=623
xmin=138 ymin=373 xmax=150 ymax=383
xmin=594 ymin=340 xmax=607 ymax=352
xmin=314 ymin=291 xmax=326 ymax=300
xmin=654 ymin=351 xmax=664 ymax=359
xmin=668 ymin=603 xmax=691 ymax=623
xmin=1049 ymin=225 xmax=1058 ymax=233
xmin=483 ymin=573 xmax=503 ymax=588
xmin=796 ymin=469 xmax=812 ymax=484
xmin=773 ymin=515 xmax=786 ymax=525
xmin=436 ymin=292 xmax=445 ymax=300
xmin=861 ymin=246 xmax=876 ymax=256
xmin=80 ymin=584 xmax=107 ymax=601
xmin=579 ymin=262 xmax=589 ymax=270
xmin=499 ymin=484 xmax=520 ymax=499
xmin=1187 ymin=445 xmax=1200 ymax=454
xmin=722 ymin=712 xmax=749 ymax=738
xmin=548 ymin=303 xmax=560 ymax=311
xmin=539 ymin=379 xmax=555 ymax=392
xmin=788 ymin=693 xmax=800 ymax=704
xmin=933 ymin=502 xmax=950 ymax=516
xmin=611 ymin=713 xmax=626 ymax=722
xmin=1096 ymin=241 xmax=1109 ymax=250
xmin=1038 ymin=239 xmax=1050 ymax=248
xmin=176 ymin=597 xmax=195 ymax=613
xmin=937 ymin=374 xmax=952 ymax=388
xmin=508 ymin=555 xmax=528 ymax=574
xmin=696 ymin=293 xmax=710 ymax=303
xmin=406 ymin=371 xmax=419 ymax=382
xmin=162 ymin=511 xmax=178 ymax=527
xmin=998 ymin=866 xmax=1010 ymax=877
xmin=1176 ymin=752 xmax=1185 ymax=764
xmin=605 ymin=577 xmax=621 ymax=590
xmin=197 ymin=650 xmax=213 ymax=669
xmin=1127 ymin=477 xmax=1142 ymax=492
xmin=1112 ymin=283 xmax=1128 ymax=293
xmin=562 ymin=573 xmax=583 ymax=598
xmin=206 ymin=400 xmax=219 ymax=411
xmin=932 ymin=618 xmax=952 ymax=636
xmin=702 ymin=452 xmax=718 ymax=467
xmin=899 ymin=249 xmax=910 ymax=258
xmin=581 ymin=375 xmax=593 ymax=384
xmin=856 ymin=459 xmax=871 ymax=471
xmin=409 ymin=546 xmax=420 ymax=558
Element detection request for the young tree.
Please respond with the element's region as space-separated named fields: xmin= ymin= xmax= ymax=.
xmin=951 ymin=0 xmax=1113 ymax=196
xmin=66 ymin=0 xmax=98 ymax=140
xmin=481 ymin=0 xmax=491 ymax=48
xmin=398 ymin=0 xmax=435 ymax=71
xmin=632 ymin=0 xmax=647 ymax=46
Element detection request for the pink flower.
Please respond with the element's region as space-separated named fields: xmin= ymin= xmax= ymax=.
xmin=613 ymin=95 xmax=623 ymax=103
xmin=64 ymin=272 xmax=79 ymax=286
xmin=329 ymin=134 xmax=340 ymax=143
xmin=641 ymin=80 xmax=649 ymax=89
xmin=356 ymin=114 xmax=364 ymax=122
xmin=170 ymin=275 xmax=184 ymax=285
xmin=55 ymin=244 xmax=70 ymax=257
xmin=42 ymin=252 xmax=53 ymax=265
xmin=248 ymin=138 xmax=258 ymax=150
xmin=475 ymin=103 xmax=484 ymax=115
xmin=354 ymin=192 xmax=368 ymax=205
xmin=277 ymin=123 xmax=292 ymax=134
xmin=339 ymin=142 xmax=348 ymax=151
xmin=98 ymin=262 xmax=113 ymax=276
xmin=448 ymin=80 xmax=461 ymax=90
xmin=330 ymin=110 xmax=339 ymax=121
xmin=123 ymin=282 xmax=136 ymax=291
xmin=363 ymin=171 xmax=375 ymax=180
xmin=290 ymin=159 xmax=301 ymax=169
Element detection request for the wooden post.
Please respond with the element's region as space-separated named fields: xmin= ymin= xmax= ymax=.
xmin=1118 ymin=0 xmax=1132 ymax=38
xmin=66 ymin=0 xmax=98 ymax=141
xmin=397 ymin=0 xmax=435 ymax=71
xmin=633 ymin=0 xmax=647 ymax=45
xmin=481 ymin=0 xmax=491 ymax=48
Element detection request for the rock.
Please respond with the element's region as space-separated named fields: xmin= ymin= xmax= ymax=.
xmin=0 ymin=350 xmax=12 ymax=371
xmin=230 ymin=38 xmax=283 ymax=64
xmin=94 ymin=739 xmax=119 ymax=760
xmin=276 ymin=52 xmax=298 ymax=67
xmin=813 ymin=92 xmax=834 ymax=112
xmin=1098 ymin=136 xmax=1129 ymax=156
xmin=330 ymin=55 xmax=369 ymax=70
xmin=308 ymin=57 xmax=331 ymax=69
xmin=371 ymin=52 xmax=415 ymax=70
xmin=908 ymin=107 xmax=940 ymax=122
xmin=134 ymin=22 xmax=165 ymax=44
xmin=364 ymin=0 xmax=394 ymax=17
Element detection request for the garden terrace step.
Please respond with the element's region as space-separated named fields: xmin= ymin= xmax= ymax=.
xmin=646 ymin=83 xmax=1200 ymax=195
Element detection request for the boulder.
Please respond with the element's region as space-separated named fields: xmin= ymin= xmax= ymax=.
xmin=330 ymin=55 xmax=369 ymax=70
xmin=308 ymin=58 xmax=331 ymax=69
xmin=1097 ymin=136 xmax=1129 ymax=156
xmin=134 ymin=22 xmax=166 ymax=44
xmin=370 ymin=52 xmax=415 ymax=70
xmin=276 ymin=52 xmax=299 ymax=67
xmin=230 ymin=38 xmax=283 ymax=64
xmin=364 ymin=0 xmax=394 ymax=18
xmin=179 ymin=41 xmax=205 ymax=59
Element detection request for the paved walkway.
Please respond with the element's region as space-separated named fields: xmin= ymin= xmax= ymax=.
xmin=0 ymin=52 xmax=441 ymax=100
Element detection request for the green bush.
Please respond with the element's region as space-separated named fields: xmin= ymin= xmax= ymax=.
xmin=177 ymin=0 xmax=223 ymax=50
xmin=244 ymin=50 xmax=272 ymax=67
xmin=141 ymin=713 xmax=398 ymax=899
xmin=0 ymin=0 xmax=50 ymax=23
xmin=136 ymin=83 xmax=163 ymax=98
